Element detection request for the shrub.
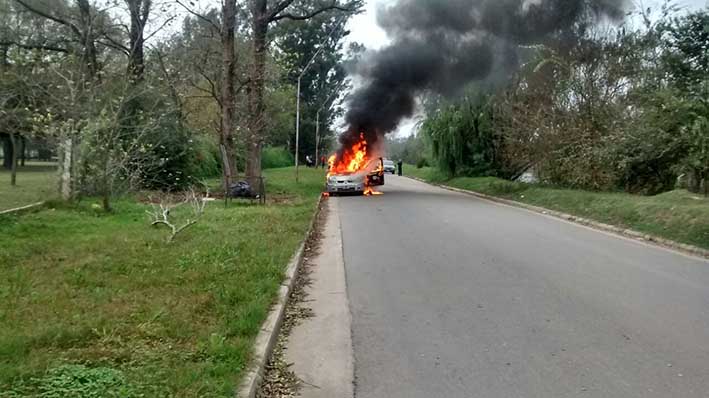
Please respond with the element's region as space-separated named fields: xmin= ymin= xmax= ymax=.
xmin=189 ymin=136 xmax=221 ymax=179
xmin=262 ymin=146 xmax=294 ymax=169
xmin=4 ymin=365 xmax=137 ymax=398
xmin=416 ymin=158 xmax=429 ymax=169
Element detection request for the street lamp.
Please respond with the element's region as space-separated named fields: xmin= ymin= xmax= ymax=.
xmin=294 ymin=19 xmax=346 ymax=182
xmin=295 ymin=45 xmax=326 ymax=182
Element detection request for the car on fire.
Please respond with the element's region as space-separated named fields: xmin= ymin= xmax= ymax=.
xmin=383 ymin=159 xmax=396 ymax=174
xmin=326 ymin=158 xmax=385 ymax=195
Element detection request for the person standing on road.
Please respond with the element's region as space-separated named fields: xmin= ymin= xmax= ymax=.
xmin=397 ymin=159 xmax=403 ymax=176
xmin=321 ymin=155 xmax=326 ymax=169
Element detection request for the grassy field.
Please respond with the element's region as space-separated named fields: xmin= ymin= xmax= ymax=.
xmin=405 ymin=166 xmax=709 ymax=250
xmin=0 ymin=167 xmax=326 ymax=397
xmin=0 ymin=162 xmax=57 ymax=212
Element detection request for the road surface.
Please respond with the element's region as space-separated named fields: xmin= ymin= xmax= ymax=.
xmin=337 ymin=175 xmax=709 ymax=398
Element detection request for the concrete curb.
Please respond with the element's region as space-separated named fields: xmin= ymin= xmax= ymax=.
xmin=0 ymin=202 xmax=44 ymax=216
xmin=407 ymin=176 xmax=709 ymax=260
xmin=236 ymin=195 xmax=325 ymax=398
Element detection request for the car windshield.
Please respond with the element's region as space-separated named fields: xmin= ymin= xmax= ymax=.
xmin=384 ymin=160 xmax=394 ymax=166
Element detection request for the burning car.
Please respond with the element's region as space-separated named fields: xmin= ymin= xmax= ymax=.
xmin=326 ymin=172 xmax=365 ymax=194
xmin=326 ymin=133 xmax=385 ymax=196
xmin=326 ymin=157 xmax=384 ymax=195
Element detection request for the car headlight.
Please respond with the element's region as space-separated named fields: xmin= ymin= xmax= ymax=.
xmin=328 ymin=176 xmax=338 ymax=183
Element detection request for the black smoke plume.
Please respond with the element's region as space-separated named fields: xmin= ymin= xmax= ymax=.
xmin=339 ymin=0 xmax=628 ymax=155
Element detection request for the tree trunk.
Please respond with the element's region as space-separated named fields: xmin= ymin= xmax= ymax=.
xmin=688 ymin=169 xmax=701 ymax=193
xmin=101 ymin=156 xmax=112 ymax=212
xmin=246 ymin=0 xmax=269 ymax=181
xmin=59 ymin=135 xmax=74 ymax=200
xmin=0 ymin=45 xmax=8 ymax=68
xmin=10 ymin=133 xmax=18 ymax=186
xmin=127 ymin=0 xmax=150 ymax=83
xmin=20 ymin=136 xmax=26 ymax=166
xmin=76 ymin=0 xmax=99 ymax=82
xmin=2 ymin=134 xmax=12 ymax=170
xmin=220 ymin=0 xmax=238 ymax=183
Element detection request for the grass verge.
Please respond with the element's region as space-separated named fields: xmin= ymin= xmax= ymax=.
xmin=0 ymin=162 xmax=57 ymax=212
xmin=0 ymin=167 xmax=326 ymax=397
xmin=406 ymin=166 xmax=709 ymax=251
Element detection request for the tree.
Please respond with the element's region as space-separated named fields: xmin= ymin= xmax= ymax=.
xmin=11 ymin=0 xmax=113 ymax=198
xmin=422 ymin=94 xmax=500 ymax=179
xmin=244 ymin=0 xmax=361 ymax=182
xmin=126 ymin=0 xmax=151 ymax=83
xmin=220 ymin=0 xmax=238 ymax=188
xmin=173 ymin=0 xmax=243 ymax=190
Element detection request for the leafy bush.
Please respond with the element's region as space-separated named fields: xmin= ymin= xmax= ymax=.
xmin=137 ymin=110 xmax=196 ymax=191
xmin=416 ymin=158 xmax=429 ymax=169
xmin=4 ymin=365 xmax=136 ymax=398
xmin=189 ymin=135 xmax=221 ymax=179
xmin=262 ymin=146 xmax=294 ymax=169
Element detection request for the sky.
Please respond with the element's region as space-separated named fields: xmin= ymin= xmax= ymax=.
xmin=345 ymin=0 xmax=709 ymax=52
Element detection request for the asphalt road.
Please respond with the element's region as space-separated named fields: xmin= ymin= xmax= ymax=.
xmin=337 ymin=175 xmax=709 ymax=398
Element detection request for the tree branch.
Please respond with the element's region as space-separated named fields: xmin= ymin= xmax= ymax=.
xmin=267 ymin=0 xmax=296 ymax=21
xmin=99 ymin=34 xmax=130 ymax=54
xmin=174 ymin=0 xmax=221 ymax=32
xmin=195 ymin=68 xmax=222 ymax=106
xmin=0 ymin=40 xmax=69 ymax=53
xmin=147 ymin=189 xmax=207 ymax=243
xmin=269 ymin=1 xmax=356 ymax=22
xmin=144 ymin=16 xmax=176 ymax=43
xmin=141 ymin=0 xmax=152 ymax=25
xmin=14 ymin=0 xmax=83 ymax=38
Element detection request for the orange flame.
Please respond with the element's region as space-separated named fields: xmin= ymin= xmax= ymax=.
xmin=326 ymin=132 xmax=385 ymax=197
xmin=328 ymin=133 xmax=371 ymax=177
xmin=364 ymin=187 xmax=384 ymax=196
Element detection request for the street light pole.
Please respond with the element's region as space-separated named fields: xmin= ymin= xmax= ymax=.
xmin=294 ymin=18 xmax=345 ymax=181
xmin=295 ymin=77 xmax=301 ymax=181
xmin=295 ymin=45 xmax=326 ymax=183
xmin=315 ymin=111 xmax=320 ymax=167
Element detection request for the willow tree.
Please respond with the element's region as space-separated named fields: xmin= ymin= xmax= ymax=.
xmin=422 ymin=95 xmax=499 ymax=179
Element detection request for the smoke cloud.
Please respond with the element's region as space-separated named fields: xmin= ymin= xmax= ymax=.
xmin=339 ymin=0 xmax=628 ymax=153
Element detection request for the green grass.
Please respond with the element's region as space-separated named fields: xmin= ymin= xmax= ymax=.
xmin=0 ymin=162 xmax=58 ymax=212
xmin=407 ymin=166 xmax=709 ymax=250
xmin=0 ymin=167 xmax=326 ymax=397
